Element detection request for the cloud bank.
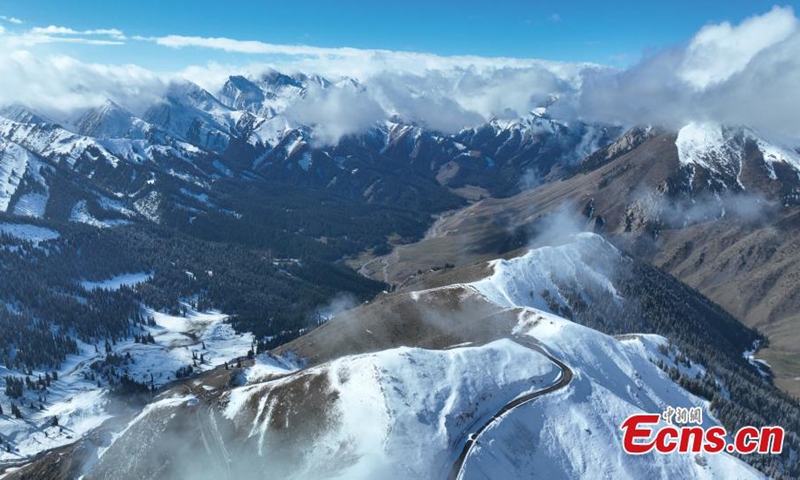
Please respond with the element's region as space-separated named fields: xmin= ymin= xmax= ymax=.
xmin=571 ymin=6 xmax=800 ymax=139
xmin=0 ymin=6 xmax=798 ymax=143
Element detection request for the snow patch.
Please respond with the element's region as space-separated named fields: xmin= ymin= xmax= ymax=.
xmin=12 ymin=192 xmax=48 ymax=218
xmin=81 ymin=272 xmax=153 ymax=291
xmin=70 ymin=200 xmax=132 ymax=228
xmin=0 ymin=222 xmax=59 ymax=244
xmin=676 ymin=122 xmax=743 ymax=184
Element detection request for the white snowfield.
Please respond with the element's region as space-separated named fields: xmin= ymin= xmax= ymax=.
xmin=462 ymin=235 xmax=761 ymax=479
xmin=0 ymin=140 xmax=37 ymax=212
xmin=216 ymin=233 xmax=759 ymax=479
xmin=222 ymin=339 xmax=561 ymax=479
xmin=471 ymin=232 xmax=624 ymax=313
xmin=80 ymin=272 xmax=153 ymax=291
xmin=69 ymin=199 xmax=132 ymax=228
xmin=0 ymin=306 xmax=252 ymax=465
xmin=0 ymin=222 xmax=60 ymax=245
xmin=220 ymin=311 xmax=759 ymax=479
xmin=461 ymin=311 xmax=762 ymax=480
xmin=676 ymin=121 xmax=800 ymax=183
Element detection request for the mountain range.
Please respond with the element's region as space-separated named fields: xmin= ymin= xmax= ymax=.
xmin=1 ymin=69 xmax=799 ymax=479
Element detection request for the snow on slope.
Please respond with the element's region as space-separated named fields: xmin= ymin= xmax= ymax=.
xmin=459 ymin=235 xmax=760 ymax=479
xmin=69 ymin=199 xmax=132 ymax=228
xmin=113 ymin=308 xmax=253 ymax=387
xmin=472 ymin=232 xmax=624 ymax=313
xmin=0 ymin=139 xmax=37 ymax=212
xmin=219 ymin=305 xmax=757 ymax=479
xmin=676 ymin=121 xmax=800 ymax=184
xmin=71 ymin=100 xmax=151 ymax=140
xmin=0 ymin=222 xmax=59 ymax=244
xmin=12 ymin=192 xmax=48 ymax=218
xmin=81 ymin=272 xmax=153 ymax=291
xmin=0 ymin=118 xmax=120 ymax=168
xmin=0 ymin=305 xmax=251 ymax=464
xmin=222 ymin=340 xmax=561 ymax=479
xmin=676 ymin=122 xmax=744 ymax=183
xmin=0 ymin=349 xmax=113 ymax=465
xmin=460 ymin=310 xmax=761 ymax=480
xmin=748 ymin=130 xmax=800 ymax=180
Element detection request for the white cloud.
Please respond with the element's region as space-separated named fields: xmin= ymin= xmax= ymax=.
xmin=679 ymin=6 xmax=797 ymax=88
xmin=0 ymin=15 xmax=22 ymax=24
xmin=6 ymin=34 xmax=124 ymax=46
xmin=0 ymin=50 xmax=166 ymax=117
xmin=1 ymin=8 xmax=799 ymax=145
xmin=0 ymin=24 xmax=127 ymax=47
xmin=285 ymin=83 xmax=385 ymax=145
xmin=30 ymin=25 xmax=77 ymax=35
xmin=154 ymin=35 xmax=354 ymax=56
xmin=572 ymin=6 xmax=800 ymax=139
xmin=148 ymin=34 xmax=592 ymax=83
xmin=30 ymin=25 xmax=126 ymax=40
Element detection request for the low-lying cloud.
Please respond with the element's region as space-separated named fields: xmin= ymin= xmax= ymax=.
xmin=285 ymin=84 xmax=385 ymax=146
xmin=569 ymin=6 xmax=800 ymax=140
xmin=0 ymin=6 xmax=798 ymax=144
xmin=0 ymin=50 xmax=166 ymax=117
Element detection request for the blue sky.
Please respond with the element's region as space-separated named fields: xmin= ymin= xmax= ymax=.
xmin=0 ymin=0 xmax=795 ymax=69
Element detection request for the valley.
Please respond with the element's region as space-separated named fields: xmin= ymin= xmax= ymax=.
xmin=0 ymin=18 xmax=799 ymax=476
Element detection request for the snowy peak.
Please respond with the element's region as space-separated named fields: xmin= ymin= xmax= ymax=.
xmin=0 ymin=117 xmax=119 ymax=168
xmin=747 ymin=129 xmax=800 ymax=179
xmin=72 ymin=99 xmax=147 ymax=139
xmin=675 ymin=122 xmax=746 ymax=184
xmin=581 ymin=125 xmax=658 ymax=171
xmin=676 ymin=121 xmax=800 ymax=185
xmin=164 ymin=80 xmax=228 ymax=112
xmin=257 ymin=70 xmax=305 ymax=93
xmin=472 ymin=232 xmax=624 ymax=314
xmin=218 ymin=75 xmax=267 ymax=114
xmin=144 ymin=83 xmax=233 ymax=152
xmin=0 ymin=104 xmax=54 ymax=125
xmin=0 ymin=138 xmax=40 ymax=212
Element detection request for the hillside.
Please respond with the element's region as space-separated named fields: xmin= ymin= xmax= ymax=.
xmin=11 ymin=233 xmax=793 ymax=479
xmin=363 ymin=125 xmax=800 ymax=397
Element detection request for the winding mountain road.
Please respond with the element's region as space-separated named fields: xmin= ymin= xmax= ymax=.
xmin=447 ymin=335 xmax=574 ymax=480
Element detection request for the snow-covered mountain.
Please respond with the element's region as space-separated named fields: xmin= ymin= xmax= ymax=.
xmin=675 ymin=122 xmax=800 ymax=196
xmin=1 ymin=69 xmax=799 ymax=480
xmin=0 ymin=304 xmax=253 ymax=466
xmin=66 ymin=233 xmax=774 ymax=479
xmin=0 ymin=71 xmax=622 ymax=232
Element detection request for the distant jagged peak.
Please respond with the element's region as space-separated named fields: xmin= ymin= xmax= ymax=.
xmin=256 ymin=69 xmax=306 ymax=91
xmin=218 ymin=75 xmax=266 ymax=111
xmin=71 ymin=98 xmax=142 ymax=139
xmin=580 ymin=124 xmax=659 ymax=168
xmin=0 ymin=103 xmax=56 ymax=125
xmin=677 ymin=121 xmax=800 ymax=178
xmin=163 ymin=79 xmax=229 ymax=111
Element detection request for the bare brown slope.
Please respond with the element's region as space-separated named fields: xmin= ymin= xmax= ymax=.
xmin=274 ymin=285 xmax=519 ymax=365
xmin=364 ymin=131 xmax=800 ymax=396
